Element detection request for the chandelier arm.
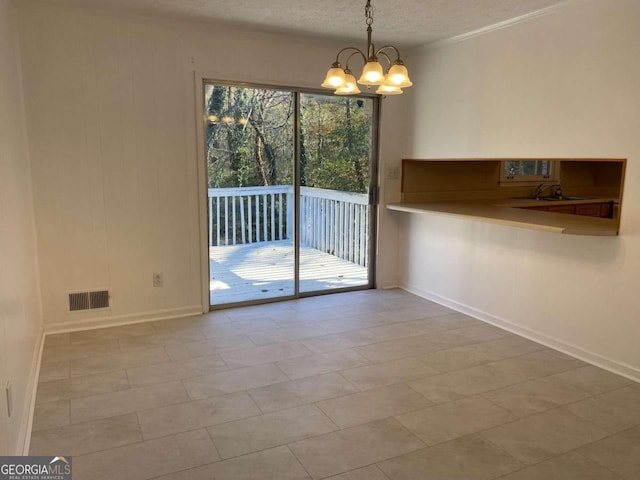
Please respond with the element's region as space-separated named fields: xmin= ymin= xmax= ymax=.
xmin=376 ymin=45 xmax=402 ymax=62
xmin=376 ymin=51 xmax=393 ymax=68
xmin=344 ymin=51 xmax=366 ymax=71
xmin=335 ymin=46 xmax=367 ymax=65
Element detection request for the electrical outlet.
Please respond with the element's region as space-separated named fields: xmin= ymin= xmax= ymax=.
xmin=386 ymin=166 xmax=400 ymax=180
xmin=153 ymin=273 xmax=163 ymax=287
xmin=6 ymin=381 xmax=12 ymax=418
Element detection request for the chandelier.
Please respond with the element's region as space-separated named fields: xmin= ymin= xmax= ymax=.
xmin=321 ymin=0 xmax=413 ymax=95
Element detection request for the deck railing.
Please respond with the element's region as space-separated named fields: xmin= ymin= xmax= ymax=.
xmin=299 ymin=187 xmax=369 ymax=267
xmin=208 ymin=185 xmax=369 ymax=267
xmin=208 ymin=186 xmax=293 ymax=246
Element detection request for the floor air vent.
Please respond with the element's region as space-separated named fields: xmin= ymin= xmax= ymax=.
xmin=68 ymin=290 xmax=110 ymax=311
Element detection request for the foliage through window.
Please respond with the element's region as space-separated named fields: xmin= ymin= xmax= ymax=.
xmin=300 ymin=95 xmax=371 ymax=193
xmin=501 ymin=160 xmax=557 ymax=183
xmin=205 ymin=84 xmax=372 ymax=194
xmin=205 ymin=85 xmax=294 ymax=189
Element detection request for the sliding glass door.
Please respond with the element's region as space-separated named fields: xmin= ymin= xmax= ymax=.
xmin=205 ymin=85 xmax=295 ymax=305
xmin=299 ymin=94 xmax=374 ymax=293
xmin=204 ymin=82 xmax=377 ymax=307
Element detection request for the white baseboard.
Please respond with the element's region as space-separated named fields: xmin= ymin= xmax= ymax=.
xmin=43 ymin=305 xmax=205 ymax=334
xmin=18 ymin=325 xmax=45 ymax=455
xmin=376 ymin=281 xmax=400 ymax=290
xmin=401 ymin=283 xmax=640 ymax=383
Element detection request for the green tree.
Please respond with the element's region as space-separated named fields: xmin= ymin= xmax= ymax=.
xmin=205 ymin=85 xmax=372 ymax=193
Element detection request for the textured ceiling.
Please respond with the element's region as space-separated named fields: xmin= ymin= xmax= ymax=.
xmin=32 ymin=0 xmax=569 ymax=48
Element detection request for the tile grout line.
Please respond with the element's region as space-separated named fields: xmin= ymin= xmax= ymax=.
xmin=203 ymin=426 xmax=224 ymax=463
xmin=284 ymin=444 xmax=315 ymax=480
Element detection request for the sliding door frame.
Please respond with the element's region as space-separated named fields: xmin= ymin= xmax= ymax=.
xmin=194 ymin=74 xmax=379 ymax=311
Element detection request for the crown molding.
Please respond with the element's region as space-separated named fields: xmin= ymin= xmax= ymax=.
xmin=418 ymin=0 xmax=584 ymax=50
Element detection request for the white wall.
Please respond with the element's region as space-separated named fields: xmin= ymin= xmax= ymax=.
xmin=377 ymin=91 xmax=411 ymax=288
xmin=0 ymin=0 xmax=43 ymax=454
xmin=396 ymin=0 xmax=640 ymax=379
xmin=16 ymin=2 xmax=401 ymax=329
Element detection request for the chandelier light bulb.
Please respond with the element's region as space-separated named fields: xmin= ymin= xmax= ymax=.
xmin=335 ymin=71 xmax=361 ymax=95
xmin=358 ymin=61 xmax=384 ymax=85
xmin=387 ymin=62 xmax=413 ymax=87
xmin=376 ymin=83 xmax=403 ymax=95
xmin=321 ymin=64 xmax=347 ymax=88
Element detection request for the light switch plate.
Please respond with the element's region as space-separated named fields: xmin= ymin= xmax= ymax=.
xmin=386 ymin=166 xmax=400 ymax=180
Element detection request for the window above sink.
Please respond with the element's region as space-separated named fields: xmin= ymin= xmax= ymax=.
xmin=500 ymin=160 xmax=559 ymax=185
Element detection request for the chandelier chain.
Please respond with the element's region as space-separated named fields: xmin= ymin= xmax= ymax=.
xmin=365 ymin=0 xmax=373 ymax=26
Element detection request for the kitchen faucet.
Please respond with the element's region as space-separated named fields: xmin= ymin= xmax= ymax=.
xmin=533 ymin=182 xmax=563 ymax=199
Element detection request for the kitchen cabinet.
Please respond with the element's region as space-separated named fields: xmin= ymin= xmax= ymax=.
xmin=548 ymin=205 xmax=576 ymax=214
xmin=600 ymin=202 xmax=612 ymax=218
xmin=519 ymin=201 xmax=613 ymax=218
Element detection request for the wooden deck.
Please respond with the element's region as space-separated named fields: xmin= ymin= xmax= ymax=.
xmin=210 ymin=240 xmax=368 ymax=305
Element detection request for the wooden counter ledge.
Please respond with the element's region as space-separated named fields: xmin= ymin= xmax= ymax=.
xmin=387 ymin=201 xmax=619 ymax=236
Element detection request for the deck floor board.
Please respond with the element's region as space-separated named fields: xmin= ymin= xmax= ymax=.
xmin=210 ymin=240 xmax=368 ymax=305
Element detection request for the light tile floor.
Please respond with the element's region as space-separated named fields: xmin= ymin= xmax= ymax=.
xmin=31 ymin=289 xmax=640 ymax=480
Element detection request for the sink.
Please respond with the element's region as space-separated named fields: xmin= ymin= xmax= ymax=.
xmin=541 ymin=196 xmax=596 ymax=201
xmin=509 ymin=196 xmax=558 ymax=201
